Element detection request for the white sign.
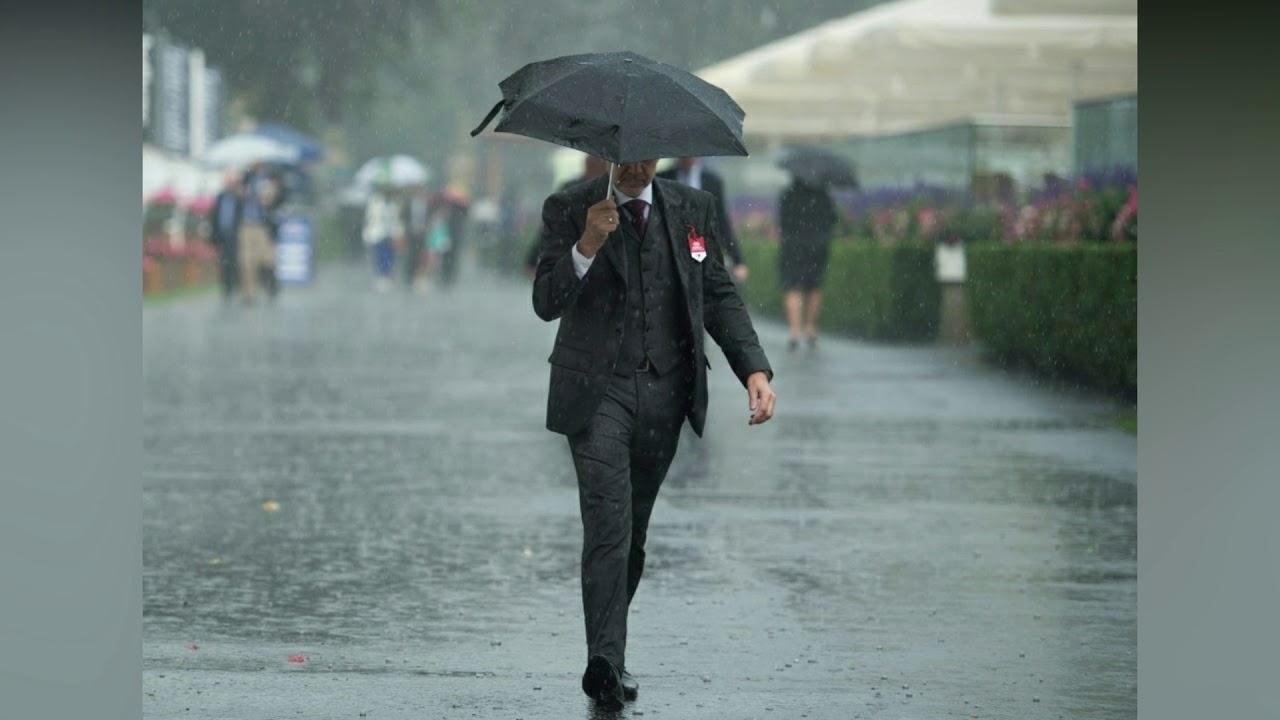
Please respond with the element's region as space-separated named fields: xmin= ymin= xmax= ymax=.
xmin=935 ymin=242 xmax=966 ymax=283
xmin=275 ymin=217 xmax=313 ymax=284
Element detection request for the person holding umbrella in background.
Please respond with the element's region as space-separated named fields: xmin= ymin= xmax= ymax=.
xmin=777 ymin=176 xmax=838 ymax=351
xmin=775 ymin=145 xmax=858 ymax=351
xmin=362 ymin=184 xmax=403 ymax=292
xmin=473 ymin=51 xmax=777 ymax=710
xmin=236 ymin=162 xmax=283 ymax=303
xmin=209 ymin=168 xmax=244 ymax=301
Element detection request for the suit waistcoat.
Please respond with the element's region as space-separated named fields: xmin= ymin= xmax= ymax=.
xmin=614 ymin=198 xmax=691 ymax=376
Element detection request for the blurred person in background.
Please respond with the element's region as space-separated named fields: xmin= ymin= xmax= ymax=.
xmin=363 ymin=186 xmax=403 ymax=292
xmin=777 ymin=176 xmax=838 ymax=351
xmin=416 ymin=197 xmax=454 ymax=292
xmin=237 ymin=164 xmax=282 ymax=303
xmin=523 ymin=154 xmax=609 ymax=278
xmin=658 ymin=156 xmax=748 ymax=283
xmin=436 ymin=186 xmax=470 ymax=288
xmin=402 ymin=182 xmax=432 ymax=293
xmin=245 ymin=163 xmax=289 ymax=299
xmin=210 ymin=169 xmax=244 ymax=301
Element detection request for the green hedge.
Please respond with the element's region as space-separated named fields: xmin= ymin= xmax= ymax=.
xmin=967 ymin=243 xmax=1136 ymax=396
xmin=739 ymin=239 xmax=940 ymax=341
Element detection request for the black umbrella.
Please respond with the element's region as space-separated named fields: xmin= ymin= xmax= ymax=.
xmin=776 ymin=145 xmax=859 ymax=188
xmin=470 ymin=51 xmax=748 ymax=166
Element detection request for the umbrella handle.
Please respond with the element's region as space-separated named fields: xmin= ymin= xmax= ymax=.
xmin=469 ymin=100 xmax=505 ymax=137
xmin=604 ymin=162 xmax=614 ymax=202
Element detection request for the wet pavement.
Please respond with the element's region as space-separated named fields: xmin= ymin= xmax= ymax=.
xmin=143 ymin=259 xmax=1136 ymax=719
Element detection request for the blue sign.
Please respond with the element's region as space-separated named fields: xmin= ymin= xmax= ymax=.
xmin=275 ymin=216 xmax=313 ymax=284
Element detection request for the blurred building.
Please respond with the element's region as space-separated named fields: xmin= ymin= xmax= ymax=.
xmin=142 ymin=30 xmax=228 ymax=205
xmin=1073 ymin=93 xmax=1137 ymax=175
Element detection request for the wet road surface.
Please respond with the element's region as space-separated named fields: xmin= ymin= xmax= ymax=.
xmin=143 ymin=261 xmax=1136 ymax=719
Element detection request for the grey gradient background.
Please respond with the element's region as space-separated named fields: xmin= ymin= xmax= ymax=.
xmin=0 ymin=2 xmax=142 ymax=719
xmin=0 ymin=3 xmax=1277 ymax=718
xmin=1137 ymin=6 xmax=1280 ymax=719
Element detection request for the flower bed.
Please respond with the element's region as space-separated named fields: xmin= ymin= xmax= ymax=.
xmin=142 ymin=237 xmax=218 ymax=297
xmin=731 ymin=168 xmax=1137 ymax=248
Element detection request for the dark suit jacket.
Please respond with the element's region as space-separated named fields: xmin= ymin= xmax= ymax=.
xmin=533 ymin=176 xmax=771 ymax=438
xmin=657 ymin=165 xmax=742 ymax=265
xmin=524 ymin=173 xmax=598 ymax=271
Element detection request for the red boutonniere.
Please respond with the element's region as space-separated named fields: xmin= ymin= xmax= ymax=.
xmin=685 ymin=223 xmax=707 ymax=262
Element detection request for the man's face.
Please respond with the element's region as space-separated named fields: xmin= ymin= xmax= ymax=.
xmin=612 ymin=159 xmax=659 ymax=196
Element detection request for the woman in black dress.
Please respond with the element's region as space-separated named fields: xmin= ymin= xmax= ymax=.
xmin=777 ymin=178 xmax=838 ymax=350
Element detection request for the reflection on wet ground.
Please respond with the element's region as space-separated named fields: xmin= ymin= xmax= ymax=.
xmin=144 ymin=263 xmax=1135 ymax=719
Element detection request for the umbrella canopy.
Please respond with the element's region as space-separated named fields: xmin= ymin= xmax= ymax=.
xmin=470 ymin=51 xmax=748 ymax=165
xmin=776 ymin=145 xmax=859 ymax=188
xmin=697 ymin=0 xmax=1136 ymax=140
xmin=203 ymin=133 xmax=300 ymax=169
xmin=353 ymin=155 xmax=431 ymax=189
xmin=251 ymin=122 xmax=325 ymax=164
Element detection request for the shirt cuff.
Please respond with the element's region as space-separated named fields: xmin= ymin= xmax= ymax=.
xmin=571 ymin=242 xmax=595 ymax=279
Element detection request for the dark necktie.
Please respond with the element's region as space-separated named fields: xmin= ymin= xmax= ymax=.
xmin=624 ymin=198 xmax=649 ymax=238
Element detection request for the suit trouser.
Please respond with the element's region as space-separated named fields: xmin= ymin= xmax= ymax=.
xmin=568 ymin=364 xmax=691 ymax=671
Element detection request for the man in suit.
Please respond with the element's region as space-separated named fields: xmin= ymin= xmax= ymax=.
xmin=658 ymin=156 xmax=749 ymax=283
xmin=533 ymin=158 xmax=777 ymax=709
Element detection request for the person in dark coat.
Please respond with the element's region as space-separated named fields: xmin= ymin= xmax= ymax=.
xmin=437 ymin=187 xmax=471 ymax=288
xmin=658 ymin=156 xmax=748 ymax=283
xmin=209 ymin=169 xmax=244 ymax=301
xmin=777 ymin=177 xmax=838 ymax=350
xmin=523 ymin=154 xmax=609 ymax=277
xmin=533 ymin=160 xmax=776 ymax=708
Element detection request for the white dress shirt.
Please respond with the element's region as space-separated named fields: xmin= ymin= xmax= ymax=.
xmin=572 ymin=183 xmax=653 ymax=279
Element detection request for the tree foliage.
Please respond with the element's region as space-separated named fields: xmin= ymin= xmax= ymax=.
xmin=143 ymin=0 xmax=436 ymax=132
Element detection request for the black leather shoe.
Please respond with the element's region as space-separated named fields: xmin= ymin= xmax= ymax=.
xmin=619 ymin=668 xmax=638 ymax=700
xmin=581 ymin=655 xmax=625 ymax=709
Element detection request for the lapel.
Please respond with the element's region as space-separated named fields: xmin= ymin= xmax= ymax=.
xmin=655 ymin=178 xmax=692 ymax=294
